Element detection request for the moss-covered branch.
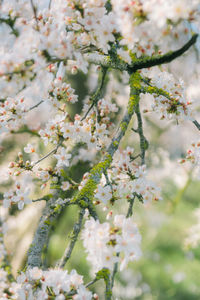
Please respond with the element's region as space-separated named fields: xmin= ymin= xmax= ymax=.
xmin=27 ymin=196 xmax=70 ymax=268
xmin=135 ymin=103 xmax=149 ymax=164
xmin=85 ymin=34 xmax=198 ymax=73
xmin=72 ymin=72 xmax=142 ymax=213
xmin=128 ymin=34 xmax=198 ymax=72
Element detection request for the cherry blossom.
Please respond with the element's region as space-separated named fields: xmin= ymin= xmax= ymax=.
xmin=0 ymin=1 xmax=200 ymax=299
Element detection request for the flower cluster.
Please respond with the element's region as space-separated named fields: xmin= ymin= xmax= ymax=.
xmin=39 ymin=114 xmax=67 ymax=146
xmin=0 ymin=97 xmax=27 ymax=133
xmin=0 ymin=268 xmax=20 ymax=300
xmin=48 ymin=63 xmax=78 ymax=109
xmin=94 ymin=185 xmax=112 ymax=204
xmin=180 ymin=141 xmax=200 ymax=179
xmin=111 ymin=0 xmax=200 ymax=54
xmin=8 ymin=267 xmax=93 ymax=300
xmin=149 ymin=71 xmax=193 ymax=121
xmin=0 ymin=0 xmax=199 ymax=299
xmin=35 ymin=0 xmax=117 ymax=71
xmin=107 ymin=148 xmax=161 ymax=205
xmin=82 ymin=215 xmax=142 ymax=273
xmin=142 ymin=0 xmax=199 ymax=27
xmin=3 ymin=181 xmax=31 ymax=210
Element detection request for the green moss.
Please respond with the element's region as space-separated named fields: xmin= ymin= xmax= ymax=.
xmin=128 ymin=72 xmax=142 ymax=115
xmin=79 ymin=200 xmax=89 ymax=207
xmin=53 ymin=204 xmax=61 ymax=213
xmin=129 ymin=71 xmax=142 ymax=89
xmin=90 ymin=153 xmax=112 ymax=177
xmin=72 ymin=154 xmax=112 ymax=205
xmin=128 ymin=94 xmax=140 ymax=115
xmin=44 ymin=220 xmax=51 ymax=226
xmin=96 ymin=268 xmax=110 ymax=281
xmin=144 ymin=85 xmax=171 ymax=99
xmin=112 ymin=140 xmax=119 ymax=147
xmin=105 ymin=56 xmax=112 ymax=65
xmin=129 ymin=51 xmax=137 ymax=62
xmin=120 ymin=122 xmax=128 ymax=132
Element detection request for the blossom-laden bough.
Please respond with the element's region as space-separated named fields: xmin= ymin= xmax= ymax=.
xmin=0 ymin=0 xmax=200 ymax=299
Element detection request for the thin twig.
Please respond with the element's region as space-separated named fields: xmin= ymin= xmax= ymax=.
xmin=135 ymin=102 xmax=149 ymax=165
xmin=32 ymin=198 xmax=47 ymax=202
xmin=104 ymin=170 xmax=114 ymax=194
xmin=111 ymin=194 xmax=136 ymax=287
xmin=30 ymin=0 xmax=39 ymax=28
xmin=28 ymin=100 xmax=44 ymax=112
xmin=130 ymin=153 xmax=141 ymax=161
xmin=57 ymin=208 xmax=85 ymax=268
xmin=193 ymin=120 xmax=200 ymax=131
xmin=11 ymin=126 xmax=40 ymax=137
xmin=48 ymin=0 xmax=52 ymax=9
xmin=86 ymin=278 xmax=99 ymax=288
xmin=81 ymin=102 xmax=95 ymax=121
xmin=81 ymin=66 xmax=108 ymax=121
xmin=111 ymin=252 xmax=120 ymax=289
xmin=0 ymin=17 xmax=19 ymax=36
xmin=126 ymin=195 xmax=136 ymax=218
xmin=7 ymin=100 xmax=44 ymax=123
xmin=32 ymin=142 xmax=61 ymax=167
xmin=67 ymin=277 xmax=99 ymax=297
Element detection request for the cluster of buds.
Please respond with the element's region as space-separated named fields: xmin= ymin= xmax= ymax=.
xmin=8 ymin=152 xmax=32 ymax=176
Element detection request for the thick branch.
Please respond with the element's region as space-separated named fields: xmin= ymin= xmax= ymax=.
xmin=85 ymin=34 xmax=198 ymax=73
xmin=84 ymin=52 xmax=128 ymax=71
xmin=128 ymin=34 xmax=198 ymax=72
xmin=27 ymin=194 xmax=66 ymax=268
xmin=72 ymin=73 xmax=141 ymax=212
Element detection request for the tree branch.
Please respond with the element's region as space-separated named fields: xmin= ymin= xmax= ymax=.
xmin=72 ymin=72 xmax=142 ymax=216
xmin=84 ymin=52 xmax=129 ymax=71
xmin=81 ymin=66 xmax=108 ymax=121
xmin=57 ymin=208 xmax=85 ymax=268
xmin=0 ymin=17 xmax=19 ymax=37
xmin=27 ymin=194 xmax=71 ymax=268
xmin=27 ymin=100 xmax=44 ymax=112
xmin=31 ymin=141 xmax=62 ymax=167
xmin=85 ymin=34 xmax=198 ymax=73
xmin=193 ymin=120 xmax=200 ymax=131
xmin=110 ymin=194 xmax=137 ymax=289
xmin=135 ymin=103 xmax=149 ymax=165
xmin=126 ymin=194 xmax=136 ymax=218
xmin=128 ymin=34 xmax=199 ymax=72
